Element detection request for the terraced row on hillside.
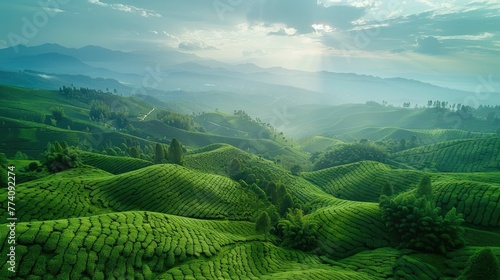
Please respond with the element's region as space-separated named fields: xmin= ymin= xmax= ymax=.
xmin=392 ymin=137 xmax=500 ymax=172
xmin=158 ymin=242 xmax=376 ymax=280
xmin=302 ymin=161 xmax=424 ymax=202
xmin=337 ymin=127 xmax=493 ymax=144
xmin=0 ymin=211 xmax=263 ymax=280
xmin=0 ymin=164 xmax=257 ymax=222
xmin=184 ymin=144 xmax=347 ymax=211
xmin=184 ymin=144 xmax=252 ymax=176
xmin=311 ymin=202 xmax=393 ymax=259
xmin=433 ymin=180 xmax=500 ymax=227
xmin=80 ymin=152 xmax=153 ymax=174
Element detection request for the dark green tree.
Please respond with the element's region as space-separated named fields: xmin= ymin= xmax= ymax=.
xmin=50 ymin=106 xmax=65 ymax=121
xmin=290 ymin=165 xmax=302 ymax=175
xmin=129 ymin=146 xmax=140 ymax=158
xmin=255 ymin=211 xmax=271 ymax=241
xmin=381 ymin=181 xmax=394 ymax=196
xmin=89 ymin=100 xmax=110 ymax=121
xmin=379 ymin=194 xmax=465 ymax=254
xmin=279 ymin=193 xmax=294 ymax=216
xmin=416 ymin=175 xmax=433 ymax=199
xmin=229 ymin=158 xmax=243 ymax=179
xmin=278 ymin=208 xmax=319 ymax=251
xmin=459 ymin=248 xmax=500 ymax=280
xmin=155 ymin=143 xmax=165 ymax=164
xmin=168 ymin=138 xmax=184 ymax=165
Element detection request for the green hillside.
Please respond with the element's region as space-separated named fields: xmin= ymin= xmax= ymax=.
xmin=2 ymin=84 xmax=500 ymax=279
xmin=0 ymin=211 xmax=263 ymax=279
xmin=392 ymin=137 xmax=500 ymax=172
xmin=1 ymin=164 xmax=258 ymax=222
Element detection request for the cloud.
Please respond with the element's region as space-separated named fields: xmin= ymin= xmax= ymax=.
xmin=268 ymin=27 xmax=297 ymax=36
xmin=178 ymin=41 xmax=218 ymax=51
xmin=416 ymin=36 xmax=444 ymax=54
xmin=43 ymin=7 xmax=65 ymax=13
xmin=242 ymin=49 xmax=266 ymax=56
xmin=247 ymin=0 xmax=366 ymax=34
xmin=87 ymin=0 xmax=161 ymax=17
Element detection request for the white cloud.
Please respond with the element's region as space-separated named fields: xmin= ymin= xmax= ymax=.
xmin=87 ymin=0 xmax=161 ymax=18
xmin=178 ymin=40 xmax=218 ymax=51
xmin=43 ymin=7 xmax=65 ymax=13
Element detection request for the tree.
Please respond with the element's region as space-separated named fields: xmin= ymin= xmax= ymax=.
xmin=279 ymin=193 xmax=294 ymax=216
xmin=255 ymin=211 xmax=271 ymax=241
xmin=459 ymin=248 xmax=500 ymax=280
xmin=228 ymin=158 xmax=243 ymax=179
xmin=50 ymin=106 xmax=65 ymax=121
xmin=381 ymin=181 xmax=394 ymax=196
xmin=129 ymin=146 xmax=140 ymax=158
xmin=89 ymin=100 xmax=110 ymax=121
xmin=379 ymin=194 xmax=465 ymax=254
xmin=416 ymin=175 xmax=433 ymax=199
xmin=278 ymin=208 xmax=319 ymax=251
xmin=290 ymin=165 xmax=302 ymax=175
xmin=168 ymin=138 xmax=184 ymax=165
xmin=154 ymin=143 xmax=165 ymax=164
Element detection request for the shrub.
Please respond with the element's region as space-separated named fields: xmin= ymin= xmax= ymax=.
xmin=255 ymin=211 xmax=271 ymax=240
xmin=459 ymin=248 xmax=500 ymax=280
xmin=278 ymin=208 xmax=318 ymax=251
xmin=379 ymin=194 xmax=465 ymax=254
xmin=41 ymin=141 xmax=81 ymax=173
xmin=314 ymin=141 xmax=389 ymax=170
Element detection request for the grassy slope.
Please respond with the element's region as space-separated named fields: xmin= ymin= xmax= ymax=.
xmin=337 ymin=127 xmax=493 ymax=144
xmin=0 ymin=164 xmax=258 ymax=222
xmin=0 ymin=211 xmax=263 ymax=280
xmin=298 ymin=136 xmax=345 ymax=153
xmin=1 ymin=144 xmax=499 ymax=279
xmin=392 ymin=136 xmax=500 ymax=172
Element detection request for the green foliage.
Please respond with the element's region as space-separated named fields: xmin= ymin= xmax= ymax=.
xmin=28 ymin=161 xmax=39 ymax=171
xmin=255 ymin=211 xmax=271 ymax=240
xmin=41 ymin=141 xmax=81 ymax=173
xmin=168 ymin=139 xmax=184 ymax=165
xmin=379 ymin=194 xmax=465 ymax=254
xmin=416 ymin=175 xmax=433 ymax=199
xmin=50 ymin=106 xmax=65 ymax=121
xmin=381 ymin=181 xmax=394 ymax=197
xmin=279 ymin=193 xmax=294 ymax=216
xmin=228 ymin=158 xmax=243 ymax=180
xmin=278 ymin=208 xmax=319 ymax=251
xmin=314 ymin=141 xmax=389 ymax=170
xmin=129 ymin=146 xmax=140 ymax=158
xmin=14 ymin=151 xmax=30 ymax=160
xmin=157 ymin=110 xmax=193 ymax=130
xmin=154 ymin=143 xmax=166 ymax=164
xmin=0 ymin=153 xmax=7 ymax=167
xmin=290 ymin=164 xmax=302 ymax=175
xmin=459 ymin=248 xmax=500 ymax=280
xmin=89 ymin=100 xmax=111 ymax=121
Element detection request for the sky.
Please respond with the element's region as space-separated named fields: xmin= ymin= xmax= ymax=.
xmin=1 ymin=0 xmax=500 ymax=91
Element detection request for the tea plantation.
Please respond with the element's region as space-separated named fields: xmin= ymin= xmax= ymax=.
xmin=1 ymin=85 xmax=500 ymax=279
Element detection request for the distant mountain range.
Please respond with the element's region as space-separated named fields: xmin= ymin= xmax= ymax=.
xmin=1 ymin=43 xmax=499 ymax=111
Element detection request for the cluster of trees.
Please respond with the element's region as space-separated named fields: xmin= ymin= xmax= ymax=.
xmin=89 ymin=100 xmax=130 ymax=129
xmin=157 ymin=110 xmax=194 ymax=131
xmin=59 ymin=86 xmax=114 ymax=102
xmin=41 ymin=141 xmax=81 ymax=173
xmin=379 ymin=176 xmax=465 ymax=254
xmin=229 ymin=158 xmax=319 ymax=251
xmin=97 ymin=138 xmax=185 ymax=165
xmin=153 ymin=139 xmax=184 ymax=165
xmin=458 ymin=248 xmax=500 ymax=280
xmin=312 ymin=141 xmax=389 ymax=170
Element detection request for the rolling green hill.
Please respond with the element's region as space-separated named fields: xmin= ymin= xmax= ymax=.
xmin=392 ymin=137 xmax=500 ymax=172
xmin=2 ymin=83 xmax=500 ymax=279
